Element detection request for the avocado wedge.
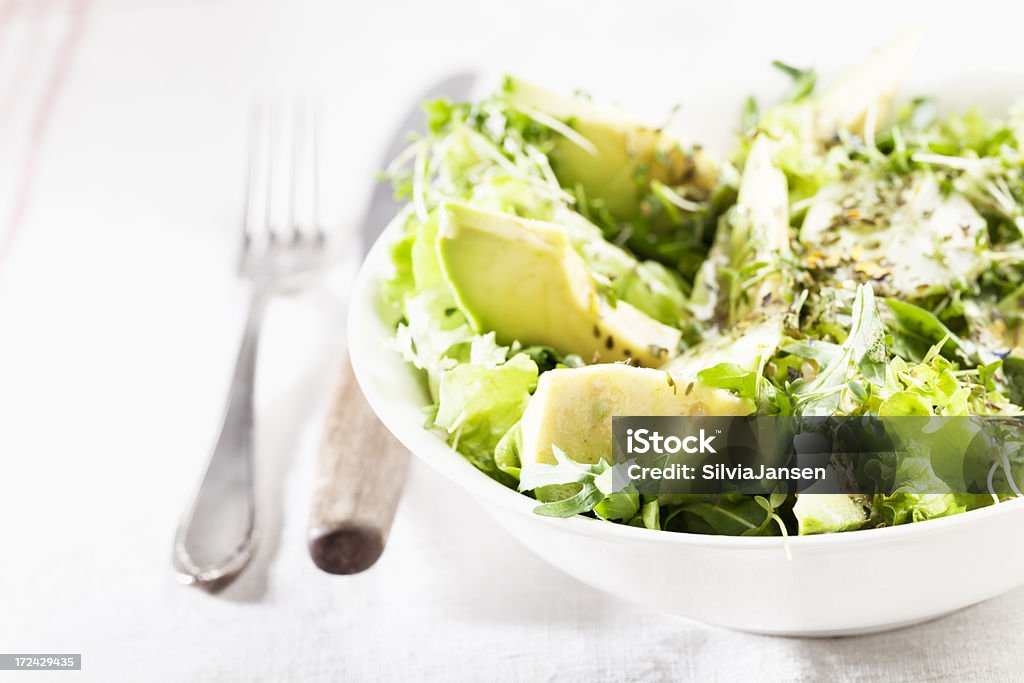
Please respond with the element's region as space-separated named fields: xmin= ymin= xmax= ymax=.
xmin=518 ymin=364 xmax=753 ymax=466
xmin=437 ymin=203 xmax=682 ymax=367
xmin=793 ymin=494 xmax=870 ymax=535
xmin=503 ymin=77 xmax=717 ymax=220
xmin=689 ymin=135 xmax=792 ymax=324
xmin=814 ymin=29 xmax=922 ymax=141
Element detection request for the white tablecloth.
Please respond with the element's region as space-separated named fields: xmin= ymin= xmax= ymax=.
xmin=3 ymin=1 xmax=1024 ymax=680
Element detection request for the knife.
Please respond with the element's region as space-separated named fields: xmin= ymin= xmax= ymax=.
xmin=308 ymin=72 xmax=477 ymax=575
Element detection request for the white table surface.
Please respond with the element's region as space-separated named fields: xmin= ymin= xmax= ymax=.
xmin=3 ymin=1 xmax=1024 ymax=680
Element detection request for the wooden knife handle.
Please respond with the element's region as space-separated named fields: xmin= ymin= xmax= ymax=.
xmin=308 ymin=352 xmax=410 ymax=574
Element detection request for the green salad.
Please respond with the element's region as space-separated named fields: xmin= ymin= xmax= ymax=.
xmin=381 ymin=33 xmax=1024 ymax=536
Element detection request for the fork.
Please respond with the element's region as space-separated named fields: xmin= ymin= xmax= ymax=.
xmin=173 ymin=102 xmax=326 ymax=588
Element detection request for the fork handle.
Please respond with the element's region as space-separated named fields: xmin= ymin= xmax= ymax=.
xmin=308 ymin=353 xmax=410 ymax=574
xmin=173 ymin=287 xmax=269 ymax=586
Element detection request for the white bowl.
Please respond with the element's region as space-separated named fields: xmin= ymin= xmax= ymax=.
xmin=348 ymin=213 xmax=1024 ymax=636
xmin=347 ymin=66 xmax=1024 ymax=635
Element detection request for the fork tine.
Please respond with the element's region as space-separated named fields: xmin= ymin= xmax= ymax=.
xmin=288 ymin=100 xmax=307 ymax=243
xmin=241 ymin=101 xmax=264 ymax=252
xmin=238 ymin=98 xmax=327 ymax=281
xmin=264 ymin=100 xmax=281 ymax=243
xmin=311 ymin=104 xmax=325 ymax=245
xmin=282 ymin=99 xmax=326 ymax=246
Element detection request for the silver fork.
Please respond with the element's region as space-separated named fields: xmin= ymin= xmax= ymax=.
xmin=173 ymin=101 xmax=326 ymax=588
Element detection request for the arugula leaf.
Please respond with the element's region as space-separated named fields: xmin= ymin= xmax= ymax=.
xmin=531 ymin=485 xmax=606 ymax=518
xmin=595 ymin=490 xmax=641 ymax=522
xmin=871 ymin=494 xmax=972 ymax=527
xmin=519 ymin=446 xmax=615 ymax=518
xmin=849 ymin=286 xmax=888 ymax=386
xmin=1002 ymin=355 xmax=1024 ymax=407
xmin=697 ymin=363 xmax=758 ymax=398
xmin=978 ymin=360 xmax=1002 ymax=392
xmin=696 ymin=360 xmax=790 ymax=415
xmin=664 ymin=494 xmax=784 ymax=536
xmin=884 ymin=298 xmax=976 ymax=365
xmin=793 ymin=284 xmax=886 ymax=415
xmin=782 ymin=339 xmax=842 ymax=368
xmin=516 ymin=345 xmax=584 ymax=373
xmin=771 ymin=60 xmax=817 ymax=103
xmin=741 ymin=96 xmax=759 ymax=134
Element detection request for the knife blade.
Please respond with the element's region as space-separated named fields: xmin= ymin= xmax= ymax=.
xmin=308 ymin=72 xmax=477 ymax=575
xmin=359 ymin=71 xmax=477 ymax=255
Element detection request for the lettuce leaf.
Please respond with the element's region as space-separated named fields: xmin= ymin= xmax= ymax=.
xmin=434 ymin=352 xmax=538 ymax=481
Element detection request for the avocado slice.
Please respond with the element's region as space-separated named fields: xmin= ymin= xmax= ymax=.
xmin=519 ymin=364 xmax=754 ymax=466
xmin=734 ymin=137 xmax=791 ymax=261
xmin=730 ymin=136 xmax=792 ymax=317
xmin=663 ymin=318 xmax=785 ymax=379
xmin=437 ymin=203 xmax=682 ymax=367
xmin=799 ymin=173 xmax=986 ymax=299
xmin=689 ymin=135 xmax=792 ymax=324
xmin=793 ymin=494 xmax=870 ymax=535
xmin=814 ymin=30 xmax=922 ymax=141
xmin=503 ymin=77 xmax=717 ymax=219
